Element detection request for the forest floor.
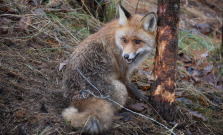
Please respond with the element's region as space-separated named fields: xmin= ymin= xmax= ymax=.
xmin=0 ymin=0 xmax=222 ymax=134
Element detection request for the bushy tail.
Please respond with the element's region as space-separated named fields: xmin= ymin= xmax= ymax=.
xmin=62 ymin=98 xmax=114 ymax=134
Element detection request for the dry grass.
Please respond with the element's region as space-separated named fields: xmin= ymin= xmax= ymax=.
xmin=0 ymin=0 xmax=222 ymax=135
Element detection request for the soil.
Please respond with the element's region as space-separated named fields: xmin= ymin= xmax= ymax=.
xmin=0 ymin=0 xmax=222 ymax=135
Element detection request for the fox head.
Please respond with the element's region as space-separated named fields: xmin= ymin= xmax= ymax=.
xmin=115 ymin=6 xmax=157 ymax=67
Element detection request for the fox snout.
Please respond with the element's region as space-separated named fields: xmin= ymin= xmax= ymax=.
xmin=122 ymin=52 xmax=140 ymax=64
xmin=123 ymin=53 xmax=133 ymax=64
xmin=123 ymin=54 xmax=129 ymax=59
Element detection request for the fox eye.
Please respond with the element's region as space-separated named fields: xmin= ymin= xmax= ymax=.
xmin=123 ymin=38 xmax=127 ymax=43
xmin=135 ymin=40 xmax=142 ymax=44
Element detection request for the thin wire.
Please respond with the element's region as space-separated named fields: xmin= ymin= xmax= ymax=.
xmin=107 ymin=98 xmax=176 ymax=135
xmin=178 ymin=27 xmax=214 ymax=72
xmin=83 ymin=90 xmax=176 ymax=135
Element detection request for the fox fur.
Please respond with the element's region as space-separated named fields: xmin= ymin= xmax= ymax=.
xmin=62 ymin=6 xmax=157 ymax=134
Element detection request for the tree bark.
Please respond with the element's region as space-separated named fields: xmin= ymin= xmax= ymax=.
xmin=151 ymin=0 xmax=180 ymax=121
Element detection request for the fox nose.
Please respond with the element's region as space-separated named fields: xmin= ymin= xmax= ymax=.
xmin=124 ymin=54 xmax=129 ymax=59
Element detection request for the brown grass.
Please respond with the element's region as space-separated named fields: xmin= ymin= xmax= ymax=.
xmin=0 ymin=0 xmax=222 ymax=135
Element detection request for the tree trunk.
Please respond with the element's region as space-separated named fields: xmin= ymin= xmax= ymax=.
xmin=151 ymin=0 xmax=180 ymax=121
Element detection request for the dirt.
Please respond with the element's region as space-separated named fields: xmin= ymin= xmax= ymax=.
xmin=0 ymin=38 xmax=69 ymax=134
xmin=0 ymin=0 xmax=222 ymax=135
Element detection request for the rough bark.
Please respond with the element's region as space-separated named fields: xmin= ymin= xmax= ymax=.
xmin=151 ymin=0 xmax=180 ymax=121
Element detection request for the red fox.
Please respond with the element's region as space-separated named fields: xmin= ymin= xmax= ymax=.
xmin=62 ymin=5 xmax=157 ymax=134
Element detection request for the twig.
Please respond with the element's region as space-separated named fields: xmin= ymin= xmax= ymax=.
xmin=41 ymin=8 xmax=81 ymax=13
xmin=39 ymin=126 xmax=50 ymax=135
xmin=202 ymin=122 xmax=216 ymax=135
xmin=0 ymin=14 xmax=23 ymax=18
xmin=9 ymin=0 xmax=22 ymax=13
xmin=55 ymin=19 xmax=80 ymax=44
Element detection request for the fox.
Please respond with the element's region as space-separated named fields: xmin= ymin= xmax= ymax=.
xmin=61 ymin=5 xmax=157 ymax=134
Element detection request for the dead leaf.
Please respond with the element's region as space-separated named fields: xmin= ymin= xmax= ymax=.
xmin=199 ymin=96 xmax=209 ymax=107
xmin=136 ymin=81 xmax=151 ymax=91
xmin=59 ymin=59 xmax=68 ymax=71
xmin=46 ymin=0 xmax=62 ymax=7
xmin=1 ymin=6 xmax=11 ymax=12
xmin=190 ymin=110 xmax=207 ymax=121
xmin=131 ymin=79 xmax=137 ymax=82
xmin=116 ymin=112 xmax=133 ymax=122
xmin=130 ymin=103 xmax=144 ymax=112
xmin=197 ymin=23 xmax=211 ymax=35
xmin=142 ymin=85 xmax=151 ymax=91
xmin=18 ymin=15 xmax=31 ymax=31
xmin=47 ymin=38 xmax=57 ymax=47
xmin=202 ymin=73 xmax=223 ymax=90
xmin=186 ymin=64 xmax=222 ymax=89
xmin=176 ymin=97 xmax=193 ymax=105
xmin=16 ymin=110 xmax=25 ymax=118
xmin=72 ymin=23 xmax=81 ymax=28
xmin=182 ymin=107 xmax=207 ymax=121
xmin=129 ymin=103 xmax=148 ymax=112
xmin=202 ymin=64 xmax=213 ymax=76
xmin=191 ymin=69 xmax=202 ymax=82
xmin=0 ymin=18 xmax=10 ymax=34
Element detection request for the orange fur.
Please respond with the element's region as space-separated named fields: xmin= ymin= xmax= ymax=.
xmin=62 ymin=6 xmax=157 ymax=134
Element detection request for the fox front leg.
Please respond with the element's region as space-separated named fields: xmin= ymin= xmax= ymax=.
xmin=126 ymin=80 xmax=149 ymax=101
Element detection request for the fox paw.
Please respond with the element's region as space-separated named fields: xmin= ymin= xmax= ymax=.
xmin=84 ymin=115 xmax=105 ymax=134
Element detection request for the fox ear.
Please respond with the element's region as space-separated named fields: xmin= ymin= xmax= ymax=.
xmin=119 ymin=5 xmax=131 ymax=26
xmin=141 ymin=13 xmax=157 ymax=32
